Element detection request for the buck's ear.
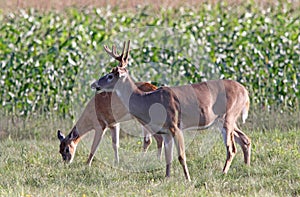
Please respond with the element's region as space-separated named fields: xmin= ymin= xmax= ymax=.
xmin=57 ymin=130 xmax=65 ymax=142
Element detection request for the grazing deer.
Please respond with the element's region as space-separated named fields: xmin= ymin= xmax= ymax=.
xmin=91 ymin=40 xmax=251 ymax=181
xmin=57 ymin=82 xmax=163 ymax=165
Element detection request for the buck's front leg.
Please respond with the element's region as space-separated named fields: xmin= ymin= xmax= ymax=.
xmin=87 ymin=126 xmax=106 ymax=166
xmin=110 ymin=123 xmax=120 ymax=165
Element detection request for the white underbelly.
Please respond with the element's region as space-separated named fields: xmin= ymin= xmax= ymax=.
xmin=181 ymin=118 xmax=217 ymax=131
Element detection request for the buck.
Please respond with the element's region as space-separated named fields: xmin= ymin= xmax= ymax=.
xmin=57 ymin=82 xmax=163 ymax=165
xmin=91 ymin=40 xmax=251 ymax=181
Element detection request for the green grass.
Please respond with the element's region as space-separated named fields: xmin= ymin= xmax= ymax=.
xmin=0 ymin=123 xmax=299 ymax=196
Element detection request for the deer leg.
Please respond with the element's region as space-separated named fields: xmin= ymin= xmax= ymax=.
xmin=172 ymin=127 xmax=191 ymax=181
xmin=162 ymin=133 xmax=174 ymax=178
xmin=221 ymin=125 xmax=237 ymax=174
xmin=218 ymin=119 xmax=251 ymax=166
xmin=87 ymin=126 xmax=106 ymax=166
xmin=142 ymin=126 xmax=152 ymax=153
xmin=110 ymin=123 xmax=120 ymax=165
xmin=153 ymin=133 xmax=164 ymax=161
xmin=234 ymin=125 xmax=251 ymax=165
xmin=143 ymin=126 xmax=164 ymax=160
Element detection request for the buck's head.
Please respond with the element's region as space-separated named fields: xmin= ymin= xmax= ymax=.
xmin=57 ymin=128 xmax=79 ymax=163
xmin=91 ymin=40 xmax=130 ymax=91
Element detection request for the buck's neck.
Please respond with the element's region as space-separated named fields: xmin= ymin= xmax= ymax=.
xmin=115 ymin=76 xmax=143 ymax=110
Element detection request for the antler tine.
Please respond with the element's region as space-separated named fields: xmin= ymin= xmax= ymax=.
xmin=112 ymin=45 xmax=118 ymax=57
xmin=103 ymin=45 xmax=114 ymax=57
xmin=104 ymin=44 xmax=122 ymax=61
xmin=103 ymin=41 xmax=131 ymax=67
xmin=124 ymin=40 xmax=131 ymax=62
xmin=121 ymin=41 xmax=126 ymax=59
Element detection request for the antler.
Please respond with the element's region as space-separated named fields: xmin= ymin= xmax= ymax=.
xmin=104 ymin=40 xmax=131 ymax=68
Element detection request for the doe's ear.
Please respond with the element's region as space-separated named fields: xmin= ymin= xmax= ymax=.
xmin=69 ymin=127 xmax=80 ymax=140
xmin=57 ymin=130 xmax=65 ymax=142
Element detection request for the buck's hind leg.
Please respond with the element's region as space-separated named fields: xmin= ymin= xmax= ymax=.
xmin=218 ymin=119 xmax=251 ymax=166
xmin=221 ymin=123 xmax=237 ymax=174
xmin=234 ymin=125 xmax=251 ymax=166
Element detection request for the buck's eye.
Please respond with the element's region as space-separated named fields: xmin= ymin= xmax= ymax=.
xmin=66 ymin=148 xmax=69 ymax=153
xmin=107 ymin=74 xmax=113 ymax=81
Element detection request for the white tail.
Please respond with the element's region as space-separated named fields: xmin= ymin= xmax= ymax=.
xmin=58 ymin=82 xmax=163 ymax=165
xmin=242 ymin=97 xmax=250 ymax=124
xmin=92 ymin=40 xmax=251 ymax=181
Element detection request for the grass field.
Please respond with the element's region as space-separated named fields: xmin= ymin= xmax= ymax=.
xmin=0 ymin=115 xmax=299 ymax=196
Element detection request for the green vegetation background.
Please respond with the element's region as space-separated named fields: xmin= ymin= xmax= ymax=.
xmin=0 ymin=1 xmax=299 ymax=118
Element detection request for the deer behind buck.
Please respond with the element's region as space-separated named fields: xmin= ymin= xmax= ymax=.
xmin=57 ymin=82 xmax=163 ymax=165
xmin=91 ymin=40 xmax=251 ymax=181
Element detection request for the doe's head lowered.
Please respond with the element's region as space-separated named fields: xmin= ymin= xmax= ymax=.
xmin=57 ymin=129 xmax=79 ymax=163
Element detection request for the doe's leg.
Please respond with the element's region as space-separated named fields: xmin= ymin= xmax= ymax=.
xmin=153 ymin=133 xmax=164 ymax=161
xmin=142 ymin=126 xmax=152 ymax=152
xmin=110 ymin=123 xmax=120 ymax=165
xmin=87 ymin=126 xmax=106 ymax=166
xmin=143 ymin=126 xmax=164 ymax=160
